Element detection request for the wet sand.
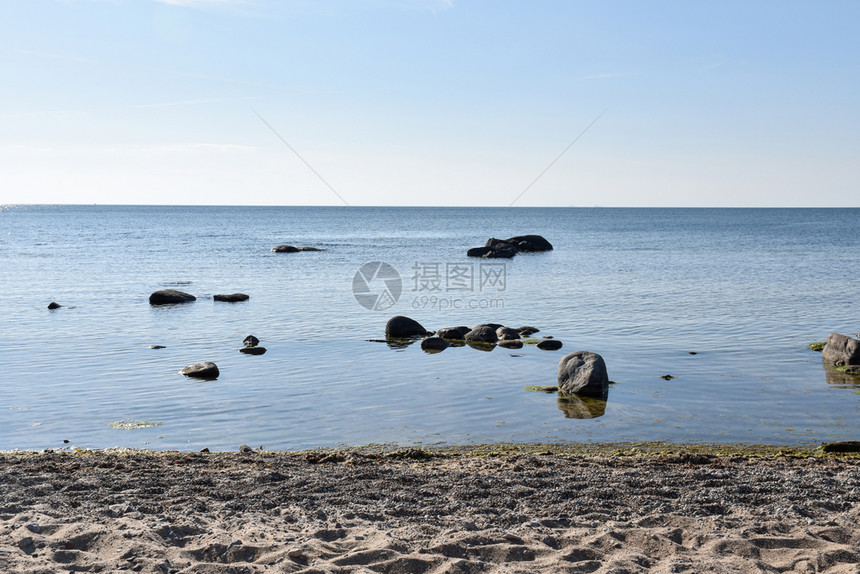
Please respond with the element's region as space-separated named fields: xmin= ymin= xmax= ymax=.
xmin=1 ymin=445 xmax=859 ymax=573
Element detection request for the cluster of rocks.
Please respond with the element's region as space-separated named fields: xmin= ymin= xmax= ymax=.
xmin=239 ymin=335 xmax=266 ymax=355
xmin=178 ymin=335 xmax=268 ymax=380
xmin=383 ymin=315 xmax=608 ymax=400
xmin=384 ymin=315 xmax=562 ymax=352
xmin=467 ymin=234 xmax=553 ymax=259
xmin=148 ymin=289 xmax=249 ymax=305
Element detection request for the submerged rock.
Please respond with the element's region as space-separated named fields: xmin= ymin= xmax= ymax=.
xmin=525 ymin=385 xmax=559 ymax=393
xmin=180 ymin=362 xmax=220 ymax=380
xmin=822 ymin=333 xmax=860 ymax=366
xmin=557 ymin=351 xmax=609 ymax=398
xmin=385 ymin=316 xmax=430 ymax=338
xmin=214 ymin=293 xmax=249 ymax=302
xmin=537 ymin=339 xmax=563 ymax=351
xmin=518 ymin=326 xmax=540 ymax=337
xmin=150 ymin=289 xmax=196 ymax=305
xmin=498 ymin=339 xmax=524 ymax=349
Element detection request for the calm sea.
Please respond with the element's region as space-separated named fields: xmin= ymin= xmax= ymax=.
xmin=1 ymin=205 xmax=858 ymax=451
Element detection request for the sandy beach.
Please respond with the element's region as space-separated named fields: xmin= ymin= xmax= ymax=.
xmin=1 ymin=445 xmax=859 ymax=573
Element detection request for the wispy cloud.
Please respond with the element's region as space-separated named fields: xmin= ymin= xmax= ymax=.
xmin=699 ymin=59 xmax=728 ymax=73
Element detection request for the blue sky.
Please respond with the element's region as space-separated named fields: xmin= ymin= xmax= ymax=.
xmin=2 ymin=0 xmax=858 ymax=206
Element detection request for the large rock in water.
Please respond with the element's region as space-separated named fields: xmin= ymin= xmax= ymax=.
xmin=822 ymin=333 xmax=860 ymax=366
xmin=271 ymin=245 xmax=323 ymax=253
xmin=385 ymin=316 xmax=429 ymax=338
xmin=149 ymin=289 xmax=196 ymax=305
xmin=505 ymin=235 xmax=553 ymax=252
xmin=464 ymin=325 xmax=499 ymax=344
xmin=180 ymin=362 xmax=220 ymax=379
xmin=437 ymin=326 xmax=471 ymax=339
xmin=467 ymin=238 xmax=518 ymax=259
xmin=557 ymin=351 xmax=609 ymax=398
xmin=214 ymin=293 xmax=249 ymax=302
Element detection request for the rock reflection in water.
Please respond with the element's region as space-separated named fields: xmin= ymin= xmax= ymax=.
xmin=822 ymin=359 xmax=860 ymax=389
xmin=379 ymin=338 xmax=418 ymax=350
xmin=557 ymin=393 xmax=607 ymax=419
xmin=466 ymin=341 xmax=495 ymax=352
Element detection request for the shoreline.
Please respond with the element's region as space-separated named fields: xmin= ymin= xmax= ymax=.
xmin=2 ymin=444 xmax=860 ymax=573
xmin=3 ymin=440 xmax=858 ymax=457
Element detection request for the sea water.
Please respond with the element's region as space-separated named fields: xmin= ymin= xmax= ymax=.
xmin=1 ymin=205 xmax=858 ymax=451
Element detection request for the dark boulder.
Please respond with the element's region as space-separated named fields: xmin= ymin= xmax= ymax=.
xmin=467 ymin=238 xmax=518 ymax=259
xmin=518 ymin=326 xmax=540 ymax=337
xmin=467 ymin=246 xmax=493 ymax=257
xmin=214 ymin=293 xmax=249 ymax=302
xmin=385 ymin=316 xmax=429 ymax=338
xmin=437 ymin=326 xmax=471 ymax=339
xmin=557 ymin=351 xmax=609 ymax=397
xmin=47 ymin=302 xmax=62 ymax=310
xmin=505 ymin=235 xmax=553 ymax=252
xmin=467 ymin=235 xmax=552 ymax=258
xmin=822 ymin=333 xmax=860 ymax=366
xmin=239 ymin=346 xmax=267 ymax=355
xmin=243 ymin=335 xmax=260 ymax=347
xmin=496 ymin=327 xmax=521 ymax=341
xmin=537 ymin=339 xmax=563 ymax=351
xmin=271 ymin=245 xmax=299 ymax=253
xmin=180 ymin=361 xmax=220 ymax=380
xmin=464 ymin=325 xmax=498 ymax=344
xmin=149 ymin=289 xmax=196 ymax=305
xmin=272 ymin=245 xmax=323 ymax=253
xmin=421 ymin=337 xmax=450 ymax=352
